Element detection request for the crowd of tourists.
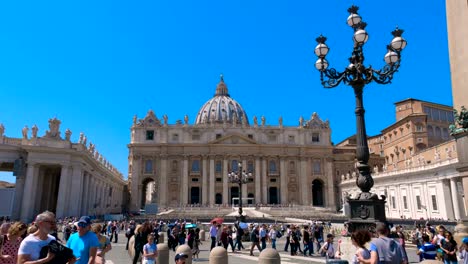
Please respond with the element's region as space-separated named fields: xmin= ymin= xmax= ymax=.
xmin=3 ymin=213 xmax=468 ymax=264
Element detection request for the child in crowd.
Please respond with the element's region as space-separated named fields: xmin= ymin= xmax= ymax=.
xmin=351 ymin=230 xmax=371 ymax=264
xmin=459 ymin=237 xmax=468 ymax=264
xmin=143 ymin=234 xmax=158 ymax=264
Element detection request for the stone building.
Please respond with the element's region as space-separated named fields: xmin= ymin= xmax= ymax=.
xmin=128 ymin=76 xmax=356 ymax=212
xmin=340 ymin=99 xmax=464 ymax=220
xmin=0 ymin=118 xmax=126 ymax=222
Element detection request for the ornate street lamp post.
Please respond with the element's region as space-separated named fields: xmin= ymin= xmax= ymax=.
xmin=228 ymin=163 xmax=252 ymax=222
xmin=314 ymin=5 xmax=407 ymax=232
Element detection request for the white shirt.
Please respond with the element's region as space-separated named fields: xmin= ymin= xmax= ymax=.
xmin=18 ymin=234 xmax=55 ymax=261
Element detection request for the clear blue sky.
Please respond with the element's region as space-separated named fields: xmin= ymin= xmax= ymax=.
xmin=0 ymin=0 xmax=452 ymax=183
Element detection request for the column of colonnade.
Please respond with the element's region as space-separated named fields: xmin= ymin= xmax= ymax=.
xmin=261 ymin=159 xmax=267 ymax=204
xmin=450 ymin=178 xmax=462 ymax=220
xmin=222 ymin=159 xmax=228 ymax=204
xmin=21 ymin=163 xmax=39 ymax=222
xmin=56 ymin=164 xmax=71 ymax=218
xmin=209 ymin=158 xmax=215 ymax=205
xmin=280 ymin=158 xmax=287 ymax=204
xmin=300 ymin=158 xmax=308 ymax=205
xmin=160 ymin=156 xmax=167 ymax=207
xmin=255 ymin=158 xmax=261 ymax=204
xmin=202 ymin=156 xmax=208 ymax=205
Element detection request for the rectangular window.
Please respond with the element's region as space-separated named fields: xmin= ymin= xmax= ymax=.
xmin=172 ymin=134 xmax=179 ymax=142
xmin=109 ymin=187 xmax=113 ymax=197
xmin=313 ymin=160 xmax=321 ymax=174
xmin=231 ymin=160 xmax=239 ymax=172
xmin=146 ymin=130 xmax=154 ymax=140
xmin=268 ymin=135 xmax=277 ymax=142
xmin=191 ymin=160 xmax=200 ymax=172
xmin=248 ymin=134 xmax=253 ymax=139
xmin=416 ymin=195 xmax=422 ymax=210
xmin=403 ymin=196 xmax=408 ymax=209
xmin=431 ymin=195 xmax=438 ymax=211
xmin=191 ymin=178 xmax=199 ymax=182
xmin=215 ymin=161 xmax=222 ymax=173
xmin=216 ymin=134 xmax=222 ymax=139
xmin=216 ymin=177 xmax=222 ymax=182
xmin=391 ymin=196 xmax=396 ymax=209
xmin=145 ymin=160 xmax=153 ymax=174
xmin=270 ymin=178 xmax=277 ymax=183
xmin=192 ymin=134 xmax=200 ymax=140
xmin=312 ymin=133 xmax=320 ymax=143
xmin=247 ymin=162 xmax=254 ymax=173
xmin=288 ymin=135 xmax=295 ymax=143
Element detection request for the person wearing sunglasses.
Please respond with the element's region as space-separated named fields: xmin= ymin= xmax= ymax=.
xmin=17 ymin=211 xmax=58 ymax=264
xmin=66 ymin=216 xmax=100 ymax=264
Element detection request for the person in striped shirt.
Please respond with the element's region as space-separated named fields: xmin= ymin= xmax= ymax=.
xmin=417 ymin=234 xmax=437 ymax=260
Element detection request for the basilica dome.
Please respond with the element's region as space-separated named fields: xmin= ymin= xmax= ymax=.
xmin=195 ymin=75 xmax=249 ymax=125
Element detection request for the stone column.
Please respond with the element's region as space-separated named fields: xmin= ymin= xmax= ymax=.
xmin=451 ymin=178 xmax=462 ymax=220
xmin=202 ymin=157 xmax=208 ymax=205
xmin=160 ymin=156 xmax=167 ymax=207
xmin=326 ymin=159 xmax=335 ymax=209
xmin=255 ymin=158 xmax=261 ymax=204
xmin=209 ymin=158 xmax=215 ymax=205
xmin=81 ymin=173 xmax=89 ymax=215
xmin=12 ymin=173 xmax=26 ymax=220
xmin=262 ymin=159 xmax=267 ymax=204
xmin=182 ymin=158 xmax=189 ymax=206
xmin=280 ymin=158 xmax=287 ymax=204
xmin=56 ymin=165 xmax=71 ymax=218
xmin=130 ymin=156 xmax=141 ymax=211
xmin=71 ymin=166 xmax=84 ymax=216
xmin=222 ymin=159 xmax=228 ymax=204
xmin=21 ymin=163 xmax=39 ymax=222
xmin=242 ymin=160 xmax=247 ymax=202
xmin=300 ymin=158 xmax=308 ymax=205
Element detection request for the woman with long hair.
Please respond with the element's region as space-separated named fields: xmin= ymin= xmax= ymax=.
xmin=0 ymin=222 xmax=27 ymax=264
xmin=352 ymin=230 xmax=371 ymax=264
xmin=441 ymin=231 xmax=458 ymax=264
xmin=91 ymin=224 xmax=112 ymax=264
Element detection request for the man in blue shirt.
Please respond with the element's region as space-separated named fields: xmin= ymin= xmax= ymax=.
xmin=67 ymin=216 xmax=100 ymax=264
xmin=417 ymin=234 xmax=437 ymax=260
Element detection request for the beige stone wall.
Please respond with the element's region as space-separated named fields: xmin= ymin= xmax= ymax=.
xmin=446 ymin=0 xmax=468 ymax=111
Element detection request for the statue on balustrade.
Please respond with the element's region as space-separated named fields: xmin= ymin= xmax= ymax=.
xmin=22 ymin=126 xmax=29 ymax=140
xmin=31 ymin=125 xmax=38 ymax=139
xmin=0 ymin=123 xmax=5 ymax=138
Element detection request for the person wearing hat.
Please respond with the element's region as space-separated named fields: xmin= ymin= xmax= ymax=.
xmin=174 ymin=252 xmax=188 ymax=263
xmin=459 ymin=237 xmax=468 ymax=264
xmin=66 ymin=216 xmax=100 ymax=264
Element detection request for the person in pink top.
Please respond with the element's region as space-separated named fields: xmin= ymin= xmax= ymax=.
xmin=0 ymin=222 xmax=28 ymax=264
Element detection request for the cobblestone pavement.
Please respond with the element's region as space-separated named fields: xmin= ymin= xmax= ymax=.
xmin=105 ymin=232 xmax=421 ymax=264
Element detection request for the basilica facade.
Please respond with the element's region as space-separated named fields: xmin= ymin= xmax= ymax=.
xmin=128 ymin=76 xmax=359 ymax=212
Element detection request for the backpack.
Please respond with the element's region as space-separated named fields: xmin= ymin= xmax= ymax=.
xmin=373 ymin=237 xmax=403 ymax=264
xmin=276 ymin=230 xmax=282 ymax=238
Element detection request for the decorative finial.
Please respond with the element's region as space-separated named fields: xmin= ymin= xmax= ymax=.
xmin=220 ymin=73 xmax=224 ymax=82
xmin=347 ymin=5 xmax=359 ymax=14
xmin=391 ymin=27 xmax=404 ymax=37
xmin=316 ymin=35 xmax=327 ymax=44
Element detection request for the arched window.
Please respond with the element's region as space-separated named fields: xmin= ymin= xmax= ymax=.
xmin=269 ymin=160 xmax=277 ymax=173
xmin=442 ymin=128 xmax=449 ymax=139
xmin=145 ymin=160 xmax=153 ymax=174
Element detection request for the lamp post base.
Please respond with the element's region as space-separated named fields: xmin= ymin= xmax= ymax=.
xmin=345 ymin=193 xmax=387 ymax=234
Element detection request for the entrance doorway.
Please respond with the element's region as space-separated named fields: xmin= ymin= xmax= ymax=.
xmin=268 ymin=187 xmax=279 ymax=204
xmin=312 ymin=179 xmax=325 ymax=206
xmin=230 ymin=187 xmax=239 ymax=205
xmin=38 ymin=167 xmax=61 ymax=213
xmin=190 ymin=187 xmax=200 ymax=204
xmin=141 ymin=178 xmax=156 ymax=209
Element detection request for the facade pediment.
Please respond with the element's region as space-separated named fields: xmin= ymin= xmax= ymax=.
xmin=136 ymin=110 xmax=162 ymax=128
xmin=210 ymin=134 xmax=257 ymax=145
